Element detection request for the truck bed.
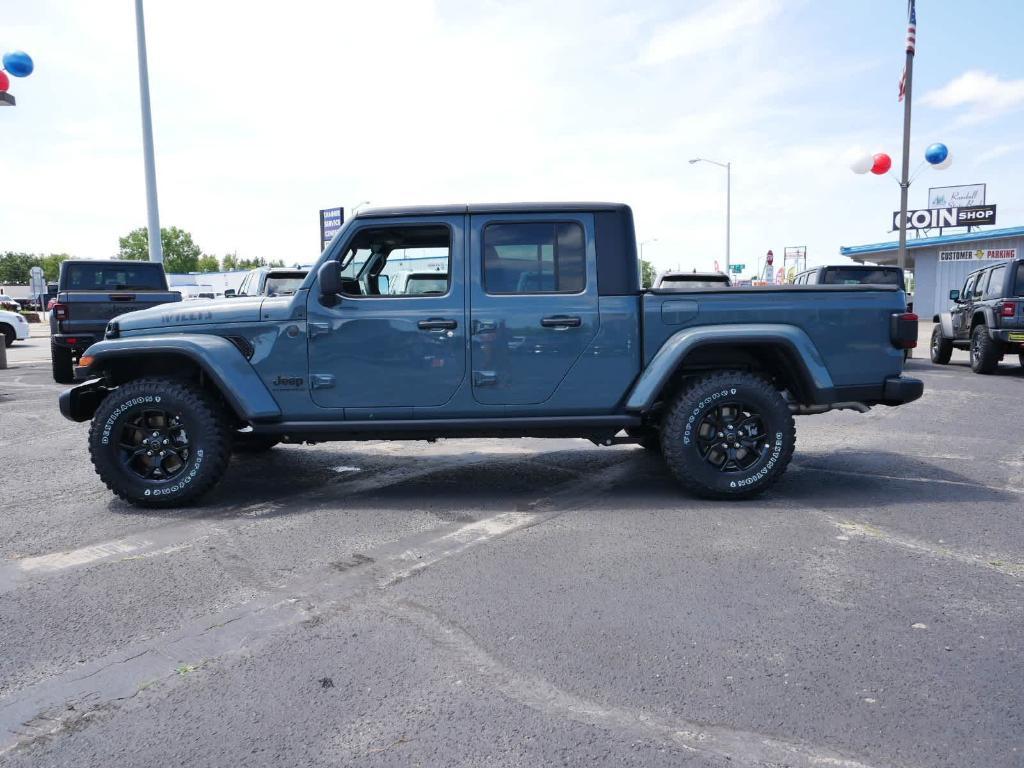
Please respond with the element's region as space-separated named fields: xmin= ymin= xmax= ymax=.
xmin=642 ymin=284 xmax=908 ymax=393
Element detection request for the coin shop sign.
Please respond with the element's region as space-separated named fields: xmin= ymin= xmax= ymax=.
xmin=892 ymin=204 xmax=997 ymax=230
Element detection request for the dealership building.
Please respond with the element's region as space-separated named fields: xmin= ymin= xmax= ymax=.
xmin=840 ymin=225 xmax=1023 ymax=319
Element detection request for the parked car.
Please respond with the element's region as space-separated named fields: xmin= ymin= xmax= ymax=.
xmin=228 ymin=266 xmax=309 ymax=298
xmin=0 ymin=294 xmax=21 ymax=312
xmin=930 ymin=256 xmax=1024 ymax=373
xmin=49 ymin=260 xmax=181 ymax=383
xmin=0 ymin=308 xmax=30 ymax=347
xmin=60 ymin=202 xmax=921 ymax=508
xmin=388 ymin=270 xmax=449 ymax=295
xmin=653 ymin=271 xmax=731 ymax=290
xmin=793 ymin=265 xmax=912 ymax=308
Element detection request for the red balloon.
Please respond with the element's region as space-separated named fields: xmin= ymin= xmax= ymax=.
xmin=871 ymin=153 xmax=892 ymax=175
xmin=0 ymin=71 xmax=9 ymax=92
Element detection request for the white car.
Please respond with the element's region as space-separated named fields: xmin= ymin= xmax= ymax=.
xmin=0 ymin=308 xmax=30 ymax=347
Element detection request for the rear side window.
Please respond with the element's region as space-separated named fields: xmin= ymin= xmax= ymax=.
xmin=820 ymin=267 xmax=901 ymax=287
xmin=63 ymin=263 xmax=166 ymax=291
xmin=983 ymin=266 xmax=1006 ymax=299
xmin=972 ymin=272 xmax=987 ymax=299
xmin=483 ymin=222 xmax=586 ymax=294
xmin=1015 ymin=263 xmax=1024 ymax=297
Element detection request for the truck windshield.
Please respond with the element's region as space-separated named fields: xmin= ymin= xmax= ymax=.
xmin=64 ymin=263 xmax=167 ymax=291
xmin=821 ymin=268 xmax=902 ymax=288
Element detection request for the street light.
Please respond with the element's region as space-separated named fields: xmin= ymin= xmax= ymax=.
xmin=639 ymin=238 xmax=658 ymax=260
xmin=689 ymin=158 xmax=730 ymax=273
xmin=134 ymin=0 xmax=163 ymax=263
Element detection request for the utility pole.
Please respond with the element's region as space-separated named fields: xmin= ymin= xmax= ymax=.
xmin=134 ymin=0 xmax=163 ymax=263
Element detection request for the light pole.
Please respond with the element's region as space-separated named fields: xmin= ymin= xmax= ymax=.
xmin=640 ymin=238 xmax=658 ymax=260
xmin=134 ymin=0 xmax=163 ymax=263
xmin=689 ymin=158 xmax=730 ymax=273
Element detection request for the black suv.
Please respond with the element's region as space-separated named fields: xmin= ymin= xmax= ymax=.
xmin=930 ymin=258 xmax=1024 ymax=373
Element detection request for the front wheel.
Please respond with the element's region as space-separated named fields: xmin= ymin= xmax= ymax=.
xmin=2 ymin=324 xmax=14 ymax=348
xmin=930 ymin=325 xmax=953 ymax=364
xmin=88 ymin=378 xmax=231 ymax=507
xmin=660 ymin=371 xmax=795 ymax=499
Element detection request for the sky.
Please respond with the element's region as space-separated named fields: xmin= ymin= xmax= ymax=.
xmin=2 ymin=0 xmax=1023 ymax=278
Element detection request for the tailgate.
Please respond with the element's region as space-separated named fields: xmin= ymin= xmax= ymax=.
xmin=58 ymin=291 xmax=181 ymax=336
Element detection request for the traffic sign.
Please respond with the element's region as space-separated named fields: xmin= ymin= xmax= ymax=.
xmin=730 ymin=264 xmax=744 ymax=273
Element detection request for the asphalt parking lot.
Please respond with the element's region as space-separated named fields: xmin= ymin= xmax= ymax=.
xmin=0 ymin=329 xmax=1021 ymax=768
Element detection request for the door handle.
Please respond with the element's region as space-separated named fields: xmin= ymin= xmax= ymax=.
xmin=540 ymin=315 xmax=582 ymax=329
xmin=418 ymin=318 xmax=458 ymax=331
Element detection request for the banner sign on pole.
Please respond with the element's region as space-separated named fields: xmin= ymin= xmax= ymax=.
xmin=928 ymin=184 xmax=985 ymax=209
xmin=319 ymin=207 xmax=344 ymax=251
xmin=892 ymin=204 xmax=996 ymax=231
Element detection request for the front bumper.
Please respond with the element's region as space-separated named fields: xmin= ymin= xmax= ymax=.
xmin=15 ymin=320 xmax=30 ymax=340
xmin=58 ymin=379 xmax=112 ymax=422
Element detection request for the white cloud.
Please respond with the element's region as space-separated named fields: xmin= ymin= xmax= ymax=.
xmin=921 ymin=70 xmax=1024 ymax=123
xmin=640 ymin=0 xmax=780 ymax=65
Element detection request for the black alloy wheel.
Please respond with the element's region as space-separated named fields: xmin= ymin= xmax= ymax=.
xmin=693 ymin=402 xmax=770 ymax=473
xmin=118 ymin=409 xmax=192 ymax=481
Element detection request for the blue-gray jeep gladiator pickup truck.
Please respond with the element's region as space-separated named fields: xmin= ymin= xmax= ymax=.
xmin=59 ymin=203 xmax=922 ymax=507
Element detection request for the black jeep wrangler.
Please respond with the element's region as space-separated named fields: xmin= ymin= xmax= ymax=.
xmin=931 ymin=257 xmax=1024 ymax=373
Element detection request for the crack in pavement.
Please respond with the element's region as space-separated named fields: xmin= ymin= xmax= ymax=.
xmin=379 ymin=597 xmax=897 ymax=768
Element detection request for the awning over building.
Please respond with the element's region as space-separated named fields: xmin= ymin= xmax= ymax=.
xmin=839 ymin=225 xmax=1024 ymax=267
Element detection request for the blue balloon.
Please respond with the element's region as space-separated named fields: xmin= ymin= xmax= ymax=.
xmin=925 ymin=142 xmax=949 ymax=165
xmin=2 ymin=51 xmax=34 ymax=78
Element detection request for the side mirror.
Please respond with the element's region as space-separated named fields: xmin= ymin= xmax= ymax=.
xmin=318 ymin=261 xmax=342 ymax=304
xmin=949 ymin=289 xmax=960 ymax=301
xmin=223 ymin=289 xmax=236 ymax=298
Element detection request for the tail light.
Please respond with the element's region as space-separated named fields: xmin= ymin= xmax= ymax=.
xmin=1001 ymin=301 xmax=1016 ymax=318
xmin=52 ymin=302 xmax=69 ymax=321
xmin=890 ymin=312 xmax=918 ymax=349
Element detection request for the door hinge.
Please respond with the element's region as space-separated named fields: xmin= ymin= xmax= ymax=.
xmin=310 ymin=374 xmax=336 ymax=389
xmin=309 ymin=322 xmax=330 ymax=338
xmin=473 ymin=370 xmax=497 ymax=387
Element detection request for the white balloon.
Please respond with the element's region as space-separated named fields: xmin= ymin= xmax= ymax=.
xmin=850 ymin=154 xmax=874 ymax=174
xmin=934 ymin=152 xmax=953 ymax=170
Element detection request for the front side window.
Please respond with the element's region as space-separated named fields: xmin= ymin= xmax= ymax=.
xmin=482 ymin=222 xmax=585 ymax=294
xmin=961 ymin=274 xmax=977 ymax=300
xmin=973 ymin=271 xmax=988 ymax=299
xmin=983 ymin=266 xmax=1006 ymax=299
xmin=338 ymin=225 xmax=451 ymax=297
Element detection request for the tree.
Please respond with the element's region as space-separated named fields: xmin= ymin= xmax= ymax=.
xmin=40 ymin=253 xmax=72 ymax=282
xmin=118 ymin=226 xmax=203 ymax=274
xmin=197 ymin=254 xmax=221 ymax=273
xmin=221 ymin=252 xmax=239 ymax=271
xmin=639 ymin=259 xmax=656 ymax=289
xmin=0 ymin=252 xmax=38 ymax=284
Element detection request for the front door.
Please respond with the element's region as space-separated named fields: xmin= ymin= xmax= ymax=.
xmin=468 ymin=214 xmax=599 ymax=405
xmin=306 ymin=217 xmax=466 ymax=410
xmin=953 ymin=272 xmax=979 ymax=339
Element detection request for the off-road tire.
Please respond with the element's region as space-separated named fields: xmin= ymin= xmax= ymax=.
xmin=660 ymin=371 xmax=795 ymax=500
xmin=51 ymin=342 xmax=74 ymax=383
xmin=1018 ymin=352 xmax=1024 ymax=369
xmin=929 ymin=325 xmax=953 ymax=365
xmin=233 ymin=433 xmax=281 ymax=453
xmin=626 ymin=427 xmax=661 ymax=452
xmin=88 ymin=377 xmax=231 ymax=508
xmin=969 ymin=325 xmax=999 ymax=374
xmin=1 ymin=324 xmax=14 ymax=348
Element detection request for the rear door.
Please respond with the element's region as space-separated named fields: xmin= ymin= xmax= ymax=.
xmin=468 ymin=213 xmax=598 ymax=405
xmin=952 ymin=272 xmax=979 ymax=339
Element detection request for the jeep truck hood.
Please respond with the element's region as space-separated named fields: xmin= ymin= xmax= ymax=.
xmin=115 ymin=297 xmax=266 ymax=332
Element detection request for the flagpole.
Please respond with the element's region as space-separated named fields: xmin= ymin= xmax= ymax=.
xmin=897 ymin=5 xmax=915 ymax=272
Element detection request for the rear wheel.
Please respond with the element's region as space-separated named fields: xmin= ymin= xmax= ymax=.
xmin=1018 ymin=353 xmax=1024 ymax=369
xmin=660 ymin=371 xmax=795 ymax=499
xmin=969 ymin=325 xmax=1000 ymax=374
xmin=929 ymin=325 xmax=953 ymax=364
xmin=88 ymin=377 xmax=231 ymax=507
xmin=51 ymin=342 xmax=74 ymax=383
xmin=1 ymin=324 xmax=14 ymax=348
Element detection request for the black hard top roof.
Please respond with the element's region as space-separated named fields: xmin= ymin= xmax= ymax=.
xmin=356 ymin=202 xmax=628 ymax=219
xmin=64 ymin=259 xmax=164 ymax=265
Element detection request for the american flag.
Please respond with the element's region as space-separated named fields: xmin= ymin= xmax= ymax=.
xmin=898 ymin=0 xmax=916 ymax=101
